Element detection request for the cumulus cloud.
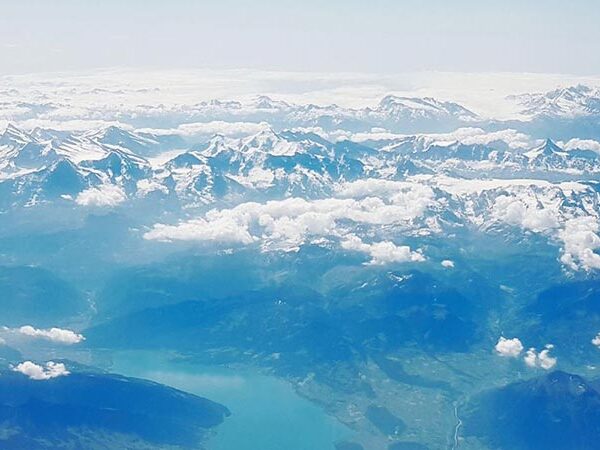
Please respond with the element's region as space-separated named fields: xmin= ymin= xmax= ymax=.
xmin=562 ymin=138 xmax=600 ymax=154
xmin=336 ymin=179 xmax=434 ymax=206
xmin=146 ymin=215 xmax=255 ymax=244
xmin=136 ymin=179 xmax=169 ymax=197
xmin=492 ymin=195 xmax=559 ymax=232
xmin=441 ymin=259 xmax=455 ymax=268
xmin=523 ymin=348 xmax=537 ymax=367
xmin=340 ymin=234 xmax=424 ymax=265
xmin=75 ymin=184 xmax=127 ymax=207
xmin=128 ymin=160 xmax=600 ymax=275
xmin=559 ymin=217 xmax=600 ymax=271
xmin=230 ymin=167 xmax=275 ymax=189
xmin=16 ymin=326 xmax=85 ymax=344
xmin=474 ymin=184 xmax=600 ymax=272
xmin=12 ymin=361 xmax=70 ymax=380
xmin=496 ymin=337 xmax=556 ymax=369
xmin=145 ymin=181 xmax=435 ymax=252
xmin=524 ymin=345 xmax=557 ymax=370
xmin=495 ymin=337 xmax=524 ymax=357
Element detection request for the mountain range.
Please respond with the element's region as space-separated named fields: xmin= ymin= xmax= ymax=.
xmin=1 ymin=123 xmax=599 ymax=209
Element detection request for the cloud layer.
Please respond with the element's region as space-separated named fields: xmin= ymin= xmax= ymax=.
xmin=145 ymin=180 xmax=434 ymax=258
xmin=75 ymin=184 xmax=127 ymax=207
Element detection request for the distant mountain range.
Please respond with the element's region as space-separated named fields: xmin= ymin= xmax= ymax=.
xmin=509 ymin=85 xmax=600 ymax=119
xmin=4 ymin=85 xmax=600 ymax=138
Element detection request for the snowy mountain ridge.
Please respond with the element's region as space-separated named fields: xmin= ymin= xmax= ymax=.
xmin=1 ymin=122 xmax=600 ymax=273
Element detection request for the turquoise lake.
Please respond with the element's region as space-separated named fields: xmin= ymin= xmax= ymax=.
xmin=108 ymin=351 xmax=354 ymax=450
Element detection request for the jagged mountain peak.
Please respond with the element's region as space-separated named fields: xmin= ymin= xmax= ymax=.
xmin=545 ymin=84 xmax=597 ymax=101
xmin=195 ymin=134 xmax=233 ymax=157
xmin=525 ymin=138 xmax=566 ymax=160
xmin=241 ymin=127 xmax=297 ymax=154
xmin=250 ymin=95 xmax=291 ymax=110
xmin=0 ymin=123 xmax=35 ymax=146
xmin=84 ymin=125 xmax=157 ymax=147
xmin=376 ymin=95 xmax=478 ymax=121
xmin=512 ymin=84 xmax=600 ymax=118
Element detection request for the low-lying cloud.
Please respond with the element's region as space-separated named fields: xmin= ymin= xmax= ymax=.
xmin=495 ymin=336 xmax=524 ymax=357
xmin=12 ymin=361 xmax=70 ymax=380
xmin=145 ymin=180 xmax=435 ymax=258
xmin=75 ymin=184 xmax=127 ymax=207
xmin=16 ymin=326 xmax=85 ymax=345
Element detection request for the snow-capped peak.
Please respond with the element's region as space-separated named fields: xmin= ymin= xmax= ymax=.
xmin=250 ymin=95 xmax=291 ymax=110
xmin=84 ymin=125 xmax=158 ymax=148
xmin=197 ymin=134 xmax=231 ymax=157
xmin=524 ymin=138 xmax=566 ymax=160
xmin=241 ymin=127 xmax=303 ymax=156
xmin=511 ymin=84 xmax=600 ymax=119
xmin=0 ymin=124 xmax=34 ymax=146
xmin=375 ymin=95 xmax=478 ymax=122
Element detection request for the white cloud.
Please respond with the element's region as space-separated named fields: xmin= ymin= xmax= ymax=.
xmin=523 ymin=348 xmax=537 ymax=367
xmin=495 ymin=336 xmax=524 ymax=357
xmin=141 ymin=175 xmax=600 ymax=273
xmin=459 ymin=182 xmax=600 ymax=273
xmin=139 ymin=121 xmax=269 ymax=138
xmin=145 ymin=181 xmax=435 ymax=251
xmin=75 ymin=184 xmax=127 ymax=207
xmin=492 ymin=195 xmax=559 ymax=232
xmin=559 ymin=217 xmax=600 ymax=271
xmin=524 ymin=344 xmax=557 ymax=370
xmin=146 ymin=215 xmax=255 ymax=245
xmin=12 ymin=361 xmax=70 ymax=380
xmin=176 ymin=121 xmax=268 ymax=137
xmin=494 ymin=337 xmax=557 ymax=369
xmin=16 ymin=326 xmax=85 ymax=345
xmin=350 ymin=130 xmax=406 ymax=142
xmin=17 ymin=119 xmax=132 ymax=133
xmin=592 ymin=333 xmax=600 ymax=348
xmin=340 ymin=234 xmax=424 ymax=265
xmin=562 ymin=138 xmax=600 ymax=154
xmin=136 ymin=179 xmax=169 ymax=197
xmin=538 ymin=346 xmax=557 ymax=370
xmin=230 ymin=167 xmax=275 ymax=189
xmin=3 ymin=70 xmax=599 ymax=126
xmin=415 ymin=127 xmax=533 ymax=150
xmin=336 ymin=179 xmax=434 ymax=205
xmin=441 ymin=259 xmax=455 ymax=268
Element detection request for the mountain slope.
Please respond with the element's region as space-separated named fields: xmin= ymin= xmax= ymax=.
xmin=0 ymin=367 xmax=230 ymax=450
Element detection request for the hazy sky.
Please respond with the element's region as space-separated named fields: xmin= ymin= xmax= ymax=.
xmin=1 ymin=0 xmax=599 ymax=75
